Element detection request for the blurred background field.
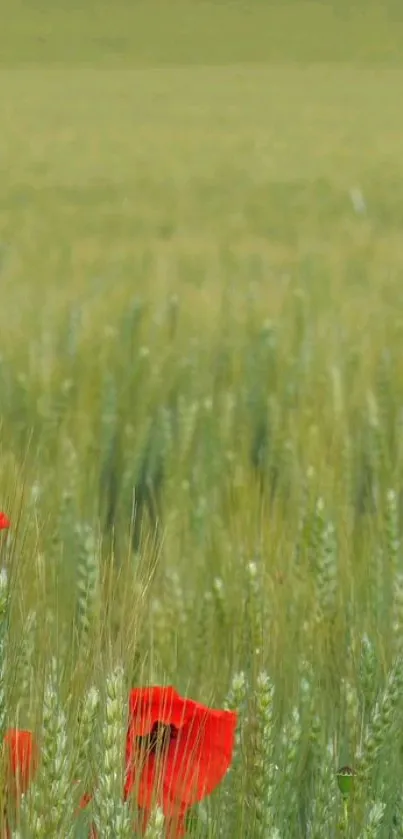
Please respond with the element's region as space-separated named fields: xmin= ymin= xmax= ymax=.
xmin=2 ymin=1 xmax=403 ymax=835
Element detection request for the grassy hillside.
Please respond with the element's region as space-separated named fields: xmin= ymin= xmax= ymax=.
xmin=1 ymin=1 xmax=403 ymax=66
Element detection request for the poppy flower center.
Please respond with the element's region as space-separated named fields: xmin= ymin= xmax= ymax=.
xmin=137 ymin=722 xmax=178 ymax=756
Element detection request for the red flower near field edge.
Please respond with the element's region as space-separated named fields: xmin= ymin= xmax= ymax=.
xmin=2 ymin=729 xmax=38 ymax=836
xmin=4 ymin=729 xmax=38 ymax=796
xmin=125 ymin=686 xmax=237 ymax=837
xmin=0 ymin=513 xmax=10 ymax=531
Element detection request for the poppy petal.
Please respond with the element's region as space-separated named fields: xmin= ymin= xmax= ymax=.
xmin=76 ymin=790 xmax=98 ymax=838
xmin=78 ymin=790 xmax=92 ymax=809
xmin=164 ymin=805 xmax=188 ymax=838
xmin=128 ymin=687 xmax=191 ymax=737
xmin=133 ymin=752 xmax=158 ymax=811
xmin=0 ymin=513 xmax=10 ymax=530
xmin=136 ymin=807 xmax=151 ymax=835
xmin=161 ymin=707 xmax=237 ymax=808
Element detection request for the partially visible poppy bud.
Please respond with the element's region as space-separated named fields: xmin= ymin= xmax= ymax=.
xmin=337 ymin=765 xmax=355 ymax=798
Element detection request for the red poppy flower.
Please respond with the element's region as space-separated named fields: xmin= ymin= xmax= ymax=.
xmin=3 ymin=729 xmax=38 ymax=796
xmin=125 ymin=686 xmax=237 ymax=836
xmin=2 ymin=729 xmax=38 ymax=835
xmin=0 ymin=513 xmax=10 ymax=531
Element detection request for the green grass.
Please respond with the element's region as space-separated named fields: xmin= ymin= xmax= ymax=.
xmin=2 ymin=1 xmax=403 ymax=836
xmin=1 ymin=1 xmax=403 ymax=66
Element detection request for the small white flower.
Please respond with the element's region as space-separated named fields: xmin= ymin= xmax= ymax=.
xmin=350 ymin=186 xmax=367 ymax=214
xmin=0 ymin=567 xmax=8 ymax=592
xmin=248 ymin=561 xmax=257 ymax=578
xmin=213 ymin=577 xmax=224 ymax=594
xmin=30 ymin=481 xmax=42 ymax=504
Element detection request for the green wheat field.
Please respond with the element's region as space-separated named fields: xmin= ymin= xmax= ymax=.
xmin=2 ymin=0 xmax=403 ymax=835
